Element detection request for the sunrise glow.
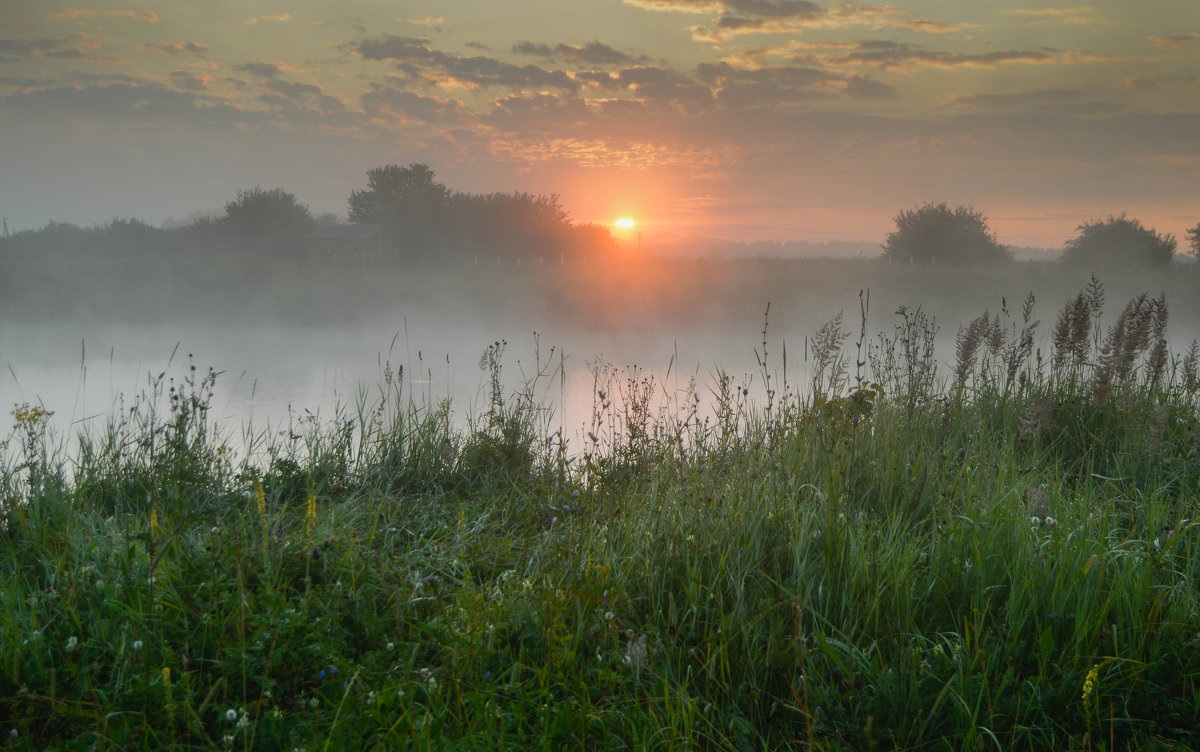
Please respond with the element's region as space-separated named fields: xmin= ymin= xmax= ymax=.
xmin=615 ymin=218 xmax=635 ymax=229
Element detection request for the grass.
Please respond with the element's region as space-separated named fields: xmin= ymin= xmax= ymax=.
xmin=3 ymin=278 xmax=1200 ymax=751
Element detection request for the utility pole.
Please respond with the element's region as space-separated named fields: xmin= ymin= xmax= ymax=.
xmin=2 ymin=216 xmax=8 ymax=239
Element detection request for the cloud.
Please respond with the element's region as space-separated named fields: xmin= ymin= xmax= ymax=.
xmin=244 ymin=14 xmax=292 ymax=26
xmin=1006 ymin=6 xmax=1099 ymax=26
xmin=142 ymin=41 xmax=208 ymax=57
xmin=624 ymin=0 xmax=906 ymax=42
xmin=1 ymin=81 xmax=251 ymax=126
xmin=895 ymin=19 xmax=976 ymax=34
xmin=234 ymin=61 xmax=283 ymax=78
xmin=698 ymin=60 xmax=894 ymax=103
xmin=1123 ymin=74 xmax=1198 ymax=91
xmin=948 ymin=88 xmax=1084 ymax=109
xmin=512 ymin=40 xmax=636 ymax=66
xmin=361 ymin=86 xmax=469 ymax=124
xmin=348 ymin=35 xmax=578 ymax=91
xmin=261 ymin=79 xmax=323 ymax=99
xmin=0 ymin=34 xmax=125 ymax=63
xmin=106 ymin=9 xmax=160 ymax=22
xmin=834 ymin=41 xmax=1054 ymax=70
xmin=620 ymin=0 xmax=725 ymax=13
xmin=167 ymin=70 xmax=208 ymax=91
xmin=398 ymin=17 xmax=444 ymax=30
xmin=52 ymin=8 xmax=160 ymax=22
xmin=1149 ymin=33 xmax=1200 ymax=48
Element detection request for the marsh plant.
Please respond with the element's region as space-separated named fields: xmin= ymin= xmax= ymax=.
xmin=3 ymin=280 xmax=1200 ymax=750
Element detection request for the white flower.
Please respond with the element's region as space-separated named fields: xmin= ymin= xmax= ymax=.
xmin=65 ymin=636 xmax=79 ymax=651
xmin=132 ymin=640 xmax=143 ymax=650
xmin=224 ymin=708 xmax=237 ymax=722
xmin=1031 ymin=516 xmax=1041 ymax=527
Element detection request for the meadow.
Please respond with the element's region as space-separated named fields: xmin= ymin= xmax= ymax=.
xmin=3 ymin=266 xmax=1200 ymax=750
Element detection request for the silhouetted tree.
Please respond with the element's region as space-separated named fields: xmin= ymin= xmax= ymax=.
xmin=1186 ymin=221 xmax=1200 ymax=258
xmin=1060 ymin=215 xmax=1175 ymax=269
xmin=223 ymin=187 xmax=314 ymax=252
xmin=449 ymin=191 xmax=573 ymax=256
xmin=881 ymin=202 xmax=1011 ymax=265
xmin=347 ymin=163 xmax=451 ymax=226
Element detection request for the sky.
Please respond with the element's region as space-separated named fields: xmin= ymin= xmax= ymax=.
xmin=0 ymin=0 xmax=1197 ymax=247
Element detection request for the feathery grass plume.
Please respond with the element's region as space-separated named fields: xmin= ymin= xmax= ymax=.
xmin=1086 ymin=273 xmax=1105 ymax=318
xmin=985 ymin=311 xmax=1005 ymax=357
xmin=809 ymin=312 xmax=849 ymax=397
xmin=1002 ymin=293 xmax=1038 ymax=389
xmin=954 ymin=312 xmax=989 ymax=385
xmin=1146 ymin=293 xmax=1169 ymax=388
xmin=1092 ymin=293 xmax=1156 ymax=403
xmin=1051 ymin=292 xmax=1092 ymax=373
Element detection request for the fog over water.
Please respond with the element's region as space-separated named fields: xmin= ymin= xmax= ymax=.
xmin=5 ymin=250 xmax=1200 ymax=460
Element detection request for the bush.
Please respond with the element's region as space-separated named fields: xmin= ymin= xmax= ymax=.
xmin=881 ymin=202 xmax=1011 ymax=265
xmin=1061 ymin=214 xmax=1176 ymax=269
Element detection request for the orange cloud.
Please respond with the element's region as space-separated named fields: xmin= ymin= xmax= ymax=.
xmin=895 ymin=19 xmax=977 ymax=34
xmin=51 ymin=8 xmax=159 ymax=22
xmin=142 ymin=41 xmax=208 ymax=56
xmin=244 ymin=14 xmax=292 ymax=26
xmin=1149 ymin=33 xmax=1200 ymax=48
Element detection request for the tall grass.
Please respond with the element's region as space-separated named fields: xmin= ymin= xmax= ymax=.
xmin=3 ymin=279 xmax=1200 ymax=750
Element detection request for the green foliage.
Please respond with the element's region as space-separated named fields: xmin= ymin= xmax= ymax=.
xmin=1186 ymin=221 xmax=1199 ymax=258
xmin=881 ymin=201 xmax=1012 ymax=265
xmin=1061 ymin=214 xmax=1176 ymax=269
xmin=7 ymin=288 xmax=1200 ymax=750
xmin=346 ymin=162 xmax=451 ymax=228
xmin=223 ymin=186 xmax=315 ymax=250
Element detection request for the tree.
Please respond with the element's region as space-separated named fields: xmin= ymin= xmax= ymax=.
xmin=222 ymin=187 xmax=314 ymax=249
xmin=347 ymin=163 xmax=451 ymax=226
xmin=881 ymin=202 xmax=1011 ymax=265
xmin=1060 ymin=214 xmax=1175 ymax=269
xmin=1186 ymin=221 xmax=1200 ymax=258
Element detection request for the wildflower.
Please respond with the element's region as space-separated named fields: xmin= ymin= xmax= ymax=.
xmin=65 ymin=636 xmax=79 ymax=651
xmin=1031 ymin=516 xmax=1041 ymax=528
xmin=223 ymin=734 xmax=235 ymax=746
xmin=1081 ymin=663 xmax=1100 ymax=703
xmin=132 ymin=640 xmax=143 ymax=650
xmin=225 ymin=708 xmax=238 ymax=722
xmin=1045 ymin=516 xmax=1057 ymax=527
xmin=386 ymin=642 xmax=395 ymax=651
xmin=254 ymin=483 xmax=267 ymax=516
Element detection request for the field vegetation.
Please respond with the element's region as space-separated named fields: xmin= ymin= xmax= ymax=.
xmin=4 ymin=276 xmax=1200 ymax=750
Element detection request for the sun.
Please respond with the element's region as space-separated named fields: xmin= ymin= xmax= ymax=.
xmin=615 ymin=218 xmax=635 ymax=228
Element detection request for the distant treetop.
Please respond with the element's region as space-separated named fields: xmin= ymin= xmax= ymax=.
xmin=1061 ymin=214 xmax=1176 ymax=269
xmin=881 ymin=202 xmax=1012 ymax=265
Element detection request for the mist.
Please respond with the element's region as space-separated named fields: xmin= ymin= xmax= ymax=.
xmin=4 ymin=168 xmax=1200 ymax=454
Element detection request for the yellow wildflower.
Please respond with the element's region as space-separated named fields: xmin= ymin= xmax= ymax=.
xmin=1081 ymin=663 xmax=1099 ymax=703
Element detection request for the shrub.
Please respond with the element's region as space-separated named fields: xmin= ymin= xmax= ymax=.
xmin=1061 ymin=214 xmax=1176 ymax=269
xmin=881 ymin=202 xmax=1011 ymax=265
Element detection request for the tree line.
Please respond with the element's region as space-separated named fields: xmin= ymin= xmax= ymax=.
xmin=0 ymin=163 xmax=615 ymax=263
xmin=882 ymin=201 xmax=1199 ymax=269
xmin=3 ymin=166 xmax=1197 ymax=268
